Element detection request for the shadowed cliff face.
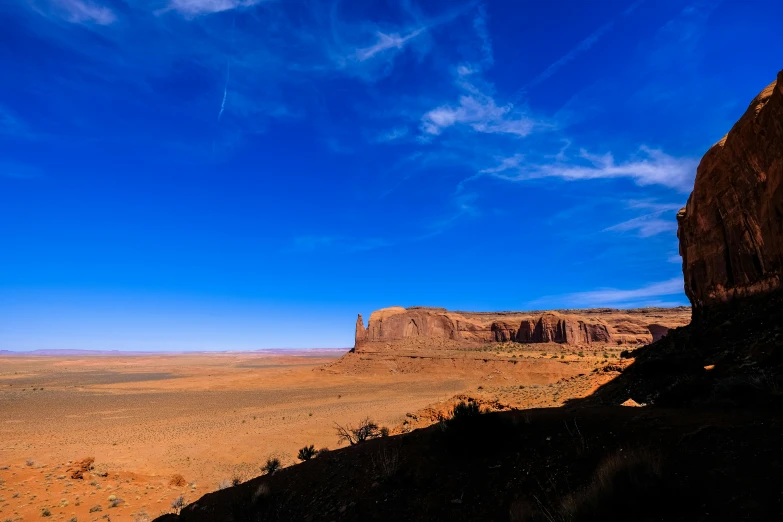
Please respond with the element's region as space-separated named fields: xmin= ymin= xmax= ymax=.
xmin=354 ymin=306 xmax=690 ymax=350
xmin=678 ymin=69 xmax=783 ymax=318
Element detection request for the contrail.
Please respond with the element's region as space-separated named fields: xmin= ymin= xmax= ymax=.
xmin=218 ymin=59 xmax=230 ymax=121
xmin=508 ymin=0 xmax=647 ymax=106
xmin=217 ymin=15 xmax=236 ymax=122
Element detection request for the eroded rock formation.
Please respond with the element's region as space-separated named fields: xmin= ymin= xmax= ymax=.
xmin=678 ymin=69 xmax=783 ymax=317
xmin=354 ymin=306 xmax=690 ymax=351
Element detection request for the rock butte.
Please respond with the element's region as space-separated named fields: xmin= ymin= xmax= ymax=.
xmin=678 ymin=69 xmax=783 ymax=318
xmin=354 ymin=306 xmax=691 ymax=351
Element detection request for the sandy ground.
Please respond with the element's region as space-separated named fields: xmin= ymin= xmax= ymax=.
xmin=0 ymin=349 xmax=617 ymax=521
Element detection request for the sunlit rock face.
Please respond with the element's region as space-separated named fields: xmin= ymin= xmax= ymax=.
xmin=678 ymin=70 xmax=783 ymax=318
xmin=353 ymin=306 xmax=690 ymax=351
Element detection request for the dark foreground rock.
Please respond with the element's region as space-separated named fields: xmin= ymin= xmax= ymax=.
xmin=156 ymin=406 xmax=783 ymax=522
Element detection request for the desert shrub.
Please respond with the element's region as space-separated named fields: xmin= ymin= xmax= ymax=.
xmin=334 ymin=417 xmax=380 ymax=445
xmin=171 ymin=495 xmax=185 ymax=514
xmin=41 ymin=507 xmax=52 ymax=517
xmin=297 ymin=445 xmax=316 ymax=462
xmin=134 ymin=510 xmax=151 ymax=522
xmin=451 ymin=400 xmax=481 ymax=420
xmin=559 ymin=449 xmax=666 ymax=521
xmin=26 ymin=459 xmax=35 ymax=467
xmin=109 ymin=497 xmax=123 ymax=508
xmin=315 ymin=447 xmax=330 ymax=457
xmin=231 ymin=476 xmax=242 ymax=486
xmin=217 ymin=479 xmax=232 ymax=490
xmin=577 ymin=351 xmax=585 ymax=357
xmin=89 ymin=505 xmax=102 ymax=513
xmin=67 ymin=517 xmax=78 ymax=522
xmin=380 ymin=426 xmax=390 ymax=437
xmin=262 ymin=457 xmax=281 ymax=475
xmin=371 ymin=448 xmax=399 ymax=478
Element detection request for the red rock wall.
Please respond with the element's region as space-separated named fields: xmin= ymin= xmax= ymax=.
xmin=678 ymin=70 xmax=783 ymax=315
xmin=354 ymin=306 xmax=688 ymax=349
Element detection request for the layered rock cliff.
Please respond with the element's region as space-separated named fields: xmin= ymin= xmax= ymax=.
xmin=678 ymin=69 xmax=783 ymax=318
xmin=354 ymin=306 xmax=690 ymax=351
xmin=591 ymin=70 xmax=783 ymax=407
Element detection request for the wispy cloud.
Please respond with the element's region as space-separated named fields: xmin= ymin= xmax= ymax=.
xmin=603 ymin=200 xmax=682 ymax=237
xmin=163 ymin=0 xmax=263 ymax=17
xmin=374 ymin=126 xmax=409 ymax=143
xmin=472 ymin=3 xmax=493 ymax=67
xmin=421 ymin=74 xmax=535 ymax=137
xmin=531 ymin=277 xmax=685 ymax=308
xmin=353 ymin=28 xmax=426 ymax=61
xmin=292 ymin=193 xmax=479 ymax=253
xmin=37 ymin=0 xmax=117 ymax=25
xmin=476 ymin=146 xmax=697 ymax=191
xmin=604 ymin=213 xmax=677 ymax=237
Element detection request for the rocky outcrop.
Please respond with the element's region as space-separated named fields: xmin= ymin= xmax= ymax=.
xmin=354 ymin=306 xmax=690 ymax=350
xmin=678 ymin=69 xmax=783 ymax=317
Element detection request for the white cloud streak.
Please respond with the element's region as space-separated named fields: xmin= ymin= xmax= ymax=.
xmin=354 ymin=28 xmax=426 ymax=61
xmin=421 ymin=78 xmax=535 ymax=137
xmin=478 ymin=146 xmax=697 ymax=191
xmin=164 ymin=0 xmax=262 ymax=17
xmin=473 ymin=3 xmax=493 ymax=66
xmin=604 ymin=213 xmax=677 ymax=237
xmin=50 ymin=0 xmax=116 ymax=25
xmin=532 ymin=277 xmax=685 ymax=308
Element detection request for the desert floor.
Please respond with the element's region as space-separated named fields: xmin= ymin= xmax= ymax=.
xmin=0 ymin=348 xmax=620 ymax=521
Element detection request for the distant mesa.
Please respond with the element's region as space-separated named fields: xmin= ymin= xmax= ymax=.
xmin=354 ymin=306 xmax=690 ymax=351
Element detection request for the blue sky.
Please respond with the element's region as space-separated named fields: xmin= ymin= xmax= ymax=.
xmin=1 ymin=0 xmax=780 ymax=350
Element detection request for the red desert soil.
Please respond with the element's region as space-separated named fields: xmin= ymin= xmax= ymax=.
xmin=0 ymin=347 xmax=627 ymax=521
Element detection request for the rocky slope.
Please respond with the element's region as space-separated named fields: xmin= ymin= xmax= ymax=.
xmin=354 ymin=306 xmax=690 ymax=350
xmin=678 ymin=69 xmax=783 ymax=319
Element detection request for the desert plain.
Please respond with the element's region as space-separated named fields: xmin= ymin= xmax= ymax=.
xmin=0 ymin=342 xmax=629 ymax=522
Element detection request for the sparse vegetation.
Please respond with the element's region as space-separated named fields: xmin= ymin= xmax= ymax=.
xmin=109 ymin=497 xmax=123 ymax=508
xmin=89 ymin=505 xmax=102 ymax=513
xmin=558 ymin=449 xmax=664 ymax=521
xmin=297 ymin=444 xmax=316 ymax=462
xmin=451 ymin=400 xmax=481 ymax=420
xmin=171 ymin=495 xmax=185 ymax=514
xmin=335 ymin=417 xmax=381 ymax=445
xmin=372 ymin=448 xmax=399 ymax=478
xmin=217 ymin=479 xmax=232 ymax=490
xmin=262 ymin=457 xmax=281 ymax=475
xmin=40 ymin=507 xmax=51 ymax=517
